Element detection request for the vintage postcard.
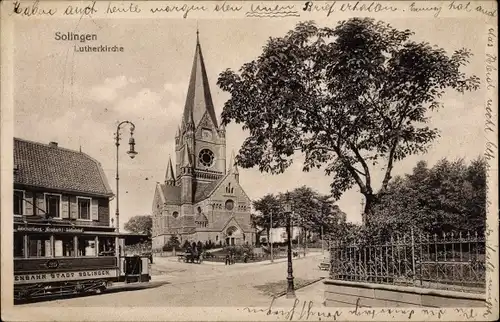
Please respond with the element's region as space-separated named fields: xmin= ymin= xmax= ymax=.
xmin=1 ymin=0 xmax=498 ymax=321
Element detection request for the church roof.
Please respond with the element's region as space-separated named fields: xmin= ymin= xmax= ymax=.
xmin=211 ymin=216 xmax=253 ymax=233
xmin=195 ymin=213 xmax=208 ymax=222
xmin=182 ymin=33 xmax=218 ymax=129
xmin=160 ymin=183 xmax=181 ymax=204
xmin=194 ymin=179 xmax=221 ymax=203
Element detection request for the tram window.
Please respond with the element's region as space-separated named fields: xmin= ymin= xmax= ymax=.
xmin=28 ymin=235 xmax=52 ymax=257
xmin=14 ymin=234 xmax=24 ymax=258
xmin=54 ymin=236 xmax=75 ymax=257
xmin=77 ymin=236 xmax=96 ymax=256
xmin=98 ymin=237 xmax=115 ymax=256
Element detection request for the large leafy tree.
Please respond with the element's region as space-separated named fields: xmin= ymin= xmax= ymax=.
xmin=217 ymin=18 xmax=480 ymax=224
xmin=287 ymin=186 xmax=346 ymax=237
xmin=371 ymin=157 xmax=487 ymax=236
xmin=124 ymin=215 xmax=152 ymax=236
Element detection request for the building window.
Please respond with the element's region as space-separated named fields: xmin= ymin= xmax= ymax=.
xmin=45 ymin=194 xmax=61 ymax=218
xmin=78 ymin=197 xmax=91 ymax=220
xmin=198 ymin=149 xmax=215 ymax=167
xmin=225 ymin=199 xmax=234 ymax=211
xmin=14 ymin=234 xmax=24 ymax=258
xmin=172 ymin=211 xmax=179 ymax=218
xmin=14 ymin=190 xmax=24 ymax=216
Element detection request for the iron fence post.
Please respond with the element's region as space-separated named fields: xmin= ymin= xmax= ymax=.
xmin=411 ymin=228 xmax=416 ymax=286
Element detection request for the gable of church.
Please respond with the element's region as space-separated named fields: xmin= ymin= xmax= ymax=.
xmin=209 ymin=174 xmax=251 ymax=207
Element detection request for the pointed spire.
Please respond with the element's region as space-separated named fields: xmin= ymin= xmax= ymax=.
xmin=182 ymin=145 xmax=192 ymax=168
xmin=165 ymin=156 xmax=175 ymax=185
xmin=228 ymin=150 xmax=239 ymax=175
xmin=196 ymin=22 xmax=200 ymax=44
xmin=182 ymin=30 xmax=218 ymax=130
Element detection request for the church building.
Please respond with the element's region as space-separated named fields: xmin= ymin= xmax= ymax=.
xmin=151 ymin=33 xmax=255 ymax=251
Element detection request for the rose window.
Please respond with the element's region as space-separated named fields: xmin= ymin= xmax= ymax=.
xmin=225 ymin=199 xmax=234 ymax=211
xmin=198 ymin=149 xmax=215 ymax=167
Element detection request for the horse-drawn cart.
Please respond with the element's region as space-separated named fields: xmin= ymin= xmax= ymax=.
xmin=178 ymin=250 xmax=202 ymax=264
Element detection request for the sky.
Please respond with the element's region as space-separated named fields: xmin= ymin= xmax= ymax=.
xmin=13 ymin=17 xmax=487 ymax=230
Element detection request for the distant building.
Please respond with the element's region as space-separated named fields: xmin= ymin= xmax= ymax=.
xmin=151 ymin=33 xmax=255 ymax=251
xmin=259 ymin=227 xmax=303 ymax=244
xmin=13 ymin=138 xmax=115 ymax=257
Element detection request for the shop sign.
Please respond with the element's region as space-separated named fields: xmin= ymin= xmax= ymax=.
xmin=15 ymin=226 xmax=84 ymax=233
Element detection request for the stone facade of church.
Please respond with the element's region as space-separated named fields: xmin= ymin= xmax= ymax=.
xmin=151 ymin=34 xmax=255 ymax=251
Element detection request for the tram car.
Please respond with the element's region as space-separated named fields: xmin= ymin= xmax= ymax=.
xmin=13 ymin=217 xmax=151 ymax=301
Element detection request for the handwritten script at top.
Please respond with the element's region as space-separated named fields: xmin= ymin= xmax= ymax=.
xmin=302 ymin=0 xmax=496 ymax=18
xmin=10 ymin=0 xmax=498 ymax=19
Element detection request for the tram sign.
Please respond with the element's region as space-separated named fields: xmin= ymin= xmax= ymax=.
xmin=14 ymin=269 xmax=118 ymax=285
xmin=14 ymin=226 xmax=84 ymax=233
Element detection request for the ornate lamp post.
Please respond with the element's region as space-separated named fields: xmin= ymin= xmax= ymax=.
xmin=114 ymin=121 xmax=138 ymax=233
xmin=283 ymin=197 xmax=295 ymax=299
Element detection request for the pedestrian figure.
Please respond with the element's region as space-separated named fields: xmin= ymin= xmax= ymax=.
xmin=225 ymin=254 xmax=230 ymax=265
xmin=230 ymin=253 xmax=235 ymax=265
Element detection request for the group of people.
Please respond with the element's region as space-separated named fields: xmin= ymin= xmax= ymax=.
xmin=225 ymin=252 xmax=250 ymax=265
xmin=225 ymin=253 xmax=235 ymax=265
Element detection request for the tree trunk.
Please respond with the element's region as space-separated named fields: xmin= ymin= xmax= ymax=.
xmin=363 ymin=193 xmax=377 ymax=227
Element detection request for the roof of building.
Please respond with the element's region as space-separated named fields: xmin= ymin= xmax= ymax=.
xmin=14 ymin=138 xmax=113 ymax=197
xmin=182 ymin=33 xmax=218 ymax=129
xmin=195 ymin=213 xmax=208 ymax=222
xmin=194 ymin=179 xmax=221 ymax=203
xmin=160 ymin=184 xmax=181 ymax=205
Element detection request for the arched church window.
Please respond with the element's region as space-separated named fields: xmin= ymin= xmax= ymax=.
xmin=172 ymin=211 xmax=179 ymax=218
xmin=197 ymin=207 xmax=202 ymax=213
xmin=225 ymin=199 xmax=234 ymax=211
xmin=198 ymin=149 xmax=215 ymax=167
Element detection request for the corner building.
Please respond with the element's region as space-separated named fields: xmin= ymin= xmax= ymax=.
xmin=151 ymin=34 xmax=255 ymax=251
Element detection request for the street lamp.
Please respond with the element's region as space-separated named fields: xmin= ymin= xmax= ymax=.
xmin=114 ymin=120 xmax=138 ymax=233
xmin=283 ymin=197 xmax=295 ymax=299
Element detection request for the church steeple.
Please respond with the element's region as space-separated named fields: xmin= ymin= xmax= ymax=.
xmin=228 ymin=150 xmax=239 ymax=182
xmin=182 ymin=29 xmax=218 ymax=129
xmin=165 ymin=156 xmax=176 ymax=186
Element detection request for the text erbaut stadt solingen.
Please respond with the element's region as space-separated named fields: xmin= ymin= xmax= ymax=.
xmin=55 ymin=32 xmax=124 ymax=53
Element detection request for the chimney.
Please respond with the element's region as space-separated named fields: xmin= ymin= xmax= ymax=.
xmin=49 ymin=141 xmax=58 ymax=148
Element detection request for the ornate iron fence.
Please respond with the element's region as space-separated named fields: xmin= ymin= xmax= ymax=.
xmin=330 ymin=231 xmax=486 ymax=293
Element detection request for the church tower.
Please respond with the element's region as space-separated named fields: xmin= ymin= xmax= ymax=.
xmin=152 ymin=29 xmax=255 ymax=251
xmin=174 ymin=30 xmax=226 ymax=204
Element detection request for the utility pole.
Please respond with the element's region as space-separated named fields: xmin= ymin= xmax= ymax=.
xmin=270 ymin=209 xmax=274 ymax=263
xmin=321 ymin=225 xmax=324 ymax=255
